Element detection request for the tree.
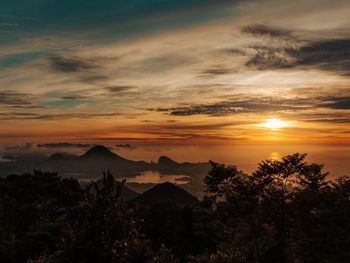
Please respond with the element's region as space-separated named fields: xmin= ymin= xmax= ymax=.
xmin=0 ymin=171 xmax=83 ymax=263
xmin=200 ymin=153 xmax=343 ymax=263
xmin=63 ymin=171 xmax=152 ymax=262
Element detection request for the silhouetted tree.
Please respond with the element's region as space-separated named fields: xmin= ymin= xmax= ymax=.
xmin=0 ymin=170 xmax=83 ymax=263
xmin=1 ymin=154 xmax=349 ymax=263
xmin=62 ymin=171 xmax=153 ymax=263
xmin=197 ymin=153 xmax=349 ymax=263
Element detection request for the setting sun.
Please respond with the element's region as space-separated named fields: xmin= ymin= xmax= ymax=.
xmin=263 ymin=118 xmax=288 ymax=129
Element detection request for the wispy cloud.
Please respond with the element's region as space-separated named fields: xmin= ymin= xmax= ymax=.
xmin=49 ymin=56 xmax=98 ymax=73
xmin=115 ymin=144 xmax=137 ymax=150
xmin=0 ymin=0 xmax=350 ymax=145
xmin=0 ymin=112 xmax=120 ymax=121
xmin=242 ymin=24 xmax=292 ymax=39
xmin=152 ymin=96 xmax=314 ymax=117
xmin=61 ymin=95 xmax=89 ymax=100
xmin=319 ymin=96 xmax=350 ymax=109
xmin=48 ymin=55 xmax=110 ymax=83
xmin=0 ymin=91 xmax=37 ymax=105
xmin=245 ymin=26 xmax=350 ymax=76
xmin=37 ymin=142 xmax=94 ymax=149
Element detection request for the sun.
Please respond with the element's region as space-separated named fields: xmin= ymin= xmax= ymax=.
xmin=262 ymin=118 xmax=287 ymax=129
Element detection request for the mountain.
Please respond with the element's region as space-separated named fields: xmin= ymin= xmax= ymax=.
xmin=35 ymin=145 xmax=151 ymax=178
xmin=46 ymin=153 xmax=77 ymax=162
xmin=121 ymin=186 xmax=139 ymax=201
xmin=0 ymin=146 xmax=211 ymax=198
xmin=156 ymin=155 xmax=211 ymax=177
xmin=134 ymin=182 xmax=198 ymax=205
xmin=157 ymin=156 xmax=179 ymax=166
xmin=80 ymin=145 xmax=125 ymax=161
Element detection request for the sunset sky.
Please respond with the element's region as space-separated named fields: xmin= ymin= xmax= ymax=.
xmin=1 ymin=0 xmax=350 ymax=150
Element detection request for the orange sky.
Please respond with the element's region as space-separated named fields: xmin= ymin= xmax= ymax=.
xmin=0 ymin=0 xmax=349 ymax=146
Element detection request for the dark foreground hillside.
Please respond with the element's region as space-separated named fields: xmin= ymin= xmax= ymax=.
xmin=0 ymin=153 xmax=349 ymax=262
xmin=135 ymin=182 xmax=198 ymax=205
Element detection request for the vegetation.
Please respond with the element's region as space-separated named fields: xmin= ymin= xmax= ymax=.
xmin=0 ymin=153 xmax=349 ymax=262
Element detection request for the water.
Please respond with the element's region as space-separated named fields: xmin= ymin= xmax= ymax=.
xmin=115 ymin=144 xmax=350 ymax=178
xmin=123 ymin=171 xmax=190 ymax=185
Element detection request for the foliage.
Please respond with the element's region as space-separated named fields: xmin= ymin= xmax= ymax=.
xmin=0 ymin=153 xmax=349 ymax=262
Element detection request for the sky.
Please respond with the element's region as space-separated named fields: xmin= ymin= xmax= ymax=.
xmin=0 ymin=0 xmax=350 ymax=152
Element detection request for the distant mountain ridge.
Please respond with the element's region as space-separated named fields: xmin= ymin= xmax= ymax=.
xmin=0 ymin=145 xmax=211 ymax=182
xmin=46 ymin=153 xmax=77 ymax=162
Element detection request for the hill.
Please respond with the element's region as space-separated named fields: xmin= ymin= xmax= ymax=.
xmin=0 ymin=145 xmax=211 ymax=196
xmin=134 ymin=182 xmax=198 ymax=205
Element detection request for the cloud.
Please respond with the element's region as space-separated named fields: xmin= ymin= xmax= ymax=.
xmin=294 ymin=39 xmax=350 ymax=75
xmin=49 ymin=56 xmax=97 ymax=73
xmin=48 ymin=55 xmax=110 ymax=83
xmin=153 ymin=96 xmax=314 ymax=116
xmin=319 ymin=96 xmax=350 ymax=109
xmin=115 ymin=144 xmax=136 ymax=150
xmin=0 ymin=142 xmax=49 ymax=161
xmin=81 ymin=120 xmax=248 ymax=142
xmin=61 ymin=95 xmax=88 ymax=100
xmin=106 ymin=86 xmax=135 ymax=92
xmin=104 ymin=86 xmax=140 ymax=97
xmin=220 ymin=48 xmax=247 ymax=56
xmin=0 ymin=91 xmax=37 ymax=105
xmin=245 ymin=27 xmax=350 ymax=75
xmin=92 ymin=133 xmax=243 ymax=142
xmin=242 ymin=24 xmax=292 ymax=39
xmin=162 ymin=122 xmax=237 ymax=130
xmin=4 ymin=142 xmax=34 ymax=151
xmin=304 ymin=118 xmax=350 ymax=124
xmin=0 ymin=112 xmax=120 ymax=121
xmin=246 ymin=46 xmax=294 ymax=70
xmin=37 ymin=143 xmax=94 ymax=149
xmin=202 ymin=65 xmax=233 ymax=75
xmin=153 ymin=91 xmax=350 ymax=117
xmin=35 ymin=112 xmax=119 ymax=120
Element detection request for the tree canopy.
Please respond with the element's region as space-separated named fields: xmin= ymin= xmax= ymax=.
xmin=0 ymin=153 xmax=349 ymax=262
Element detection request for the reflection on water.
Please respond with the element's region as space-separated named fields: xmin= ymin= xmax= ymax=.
xmin=125 ymin=171 xmax=190 ymax=185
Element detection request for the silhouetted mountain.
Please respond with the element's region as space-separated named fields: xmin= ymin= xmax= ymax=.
xmin=121 ymin=186 xmax=139 ymax=201
xmin=158 ymin=155 xmax=178 ymax=166
xmin=156 ymin=155 xmax=211 ymax=179
xmin=35 ymin=145 xmax=150 ymax=178
xmin=135 ymin=182 xmax=198 ymax=205
xmin=46 ymin=153 xmax=78 ymax=162
xmin=126 ymin=182 xmax=155 ymax=193
xmin=0 ymin=146 xmax=211 ymax=195
xmin=80 ymin=145 xmax=124 ymax=160
xmin=14 ymin=152 xmax=48 ymax=163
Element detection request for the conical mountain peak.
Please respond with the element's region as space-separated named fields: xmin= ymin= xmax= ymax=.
xmin=81 ymin=145 xmax=120 ymax=159
xmin=158 ymin=155 xmax=178 ymax=166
